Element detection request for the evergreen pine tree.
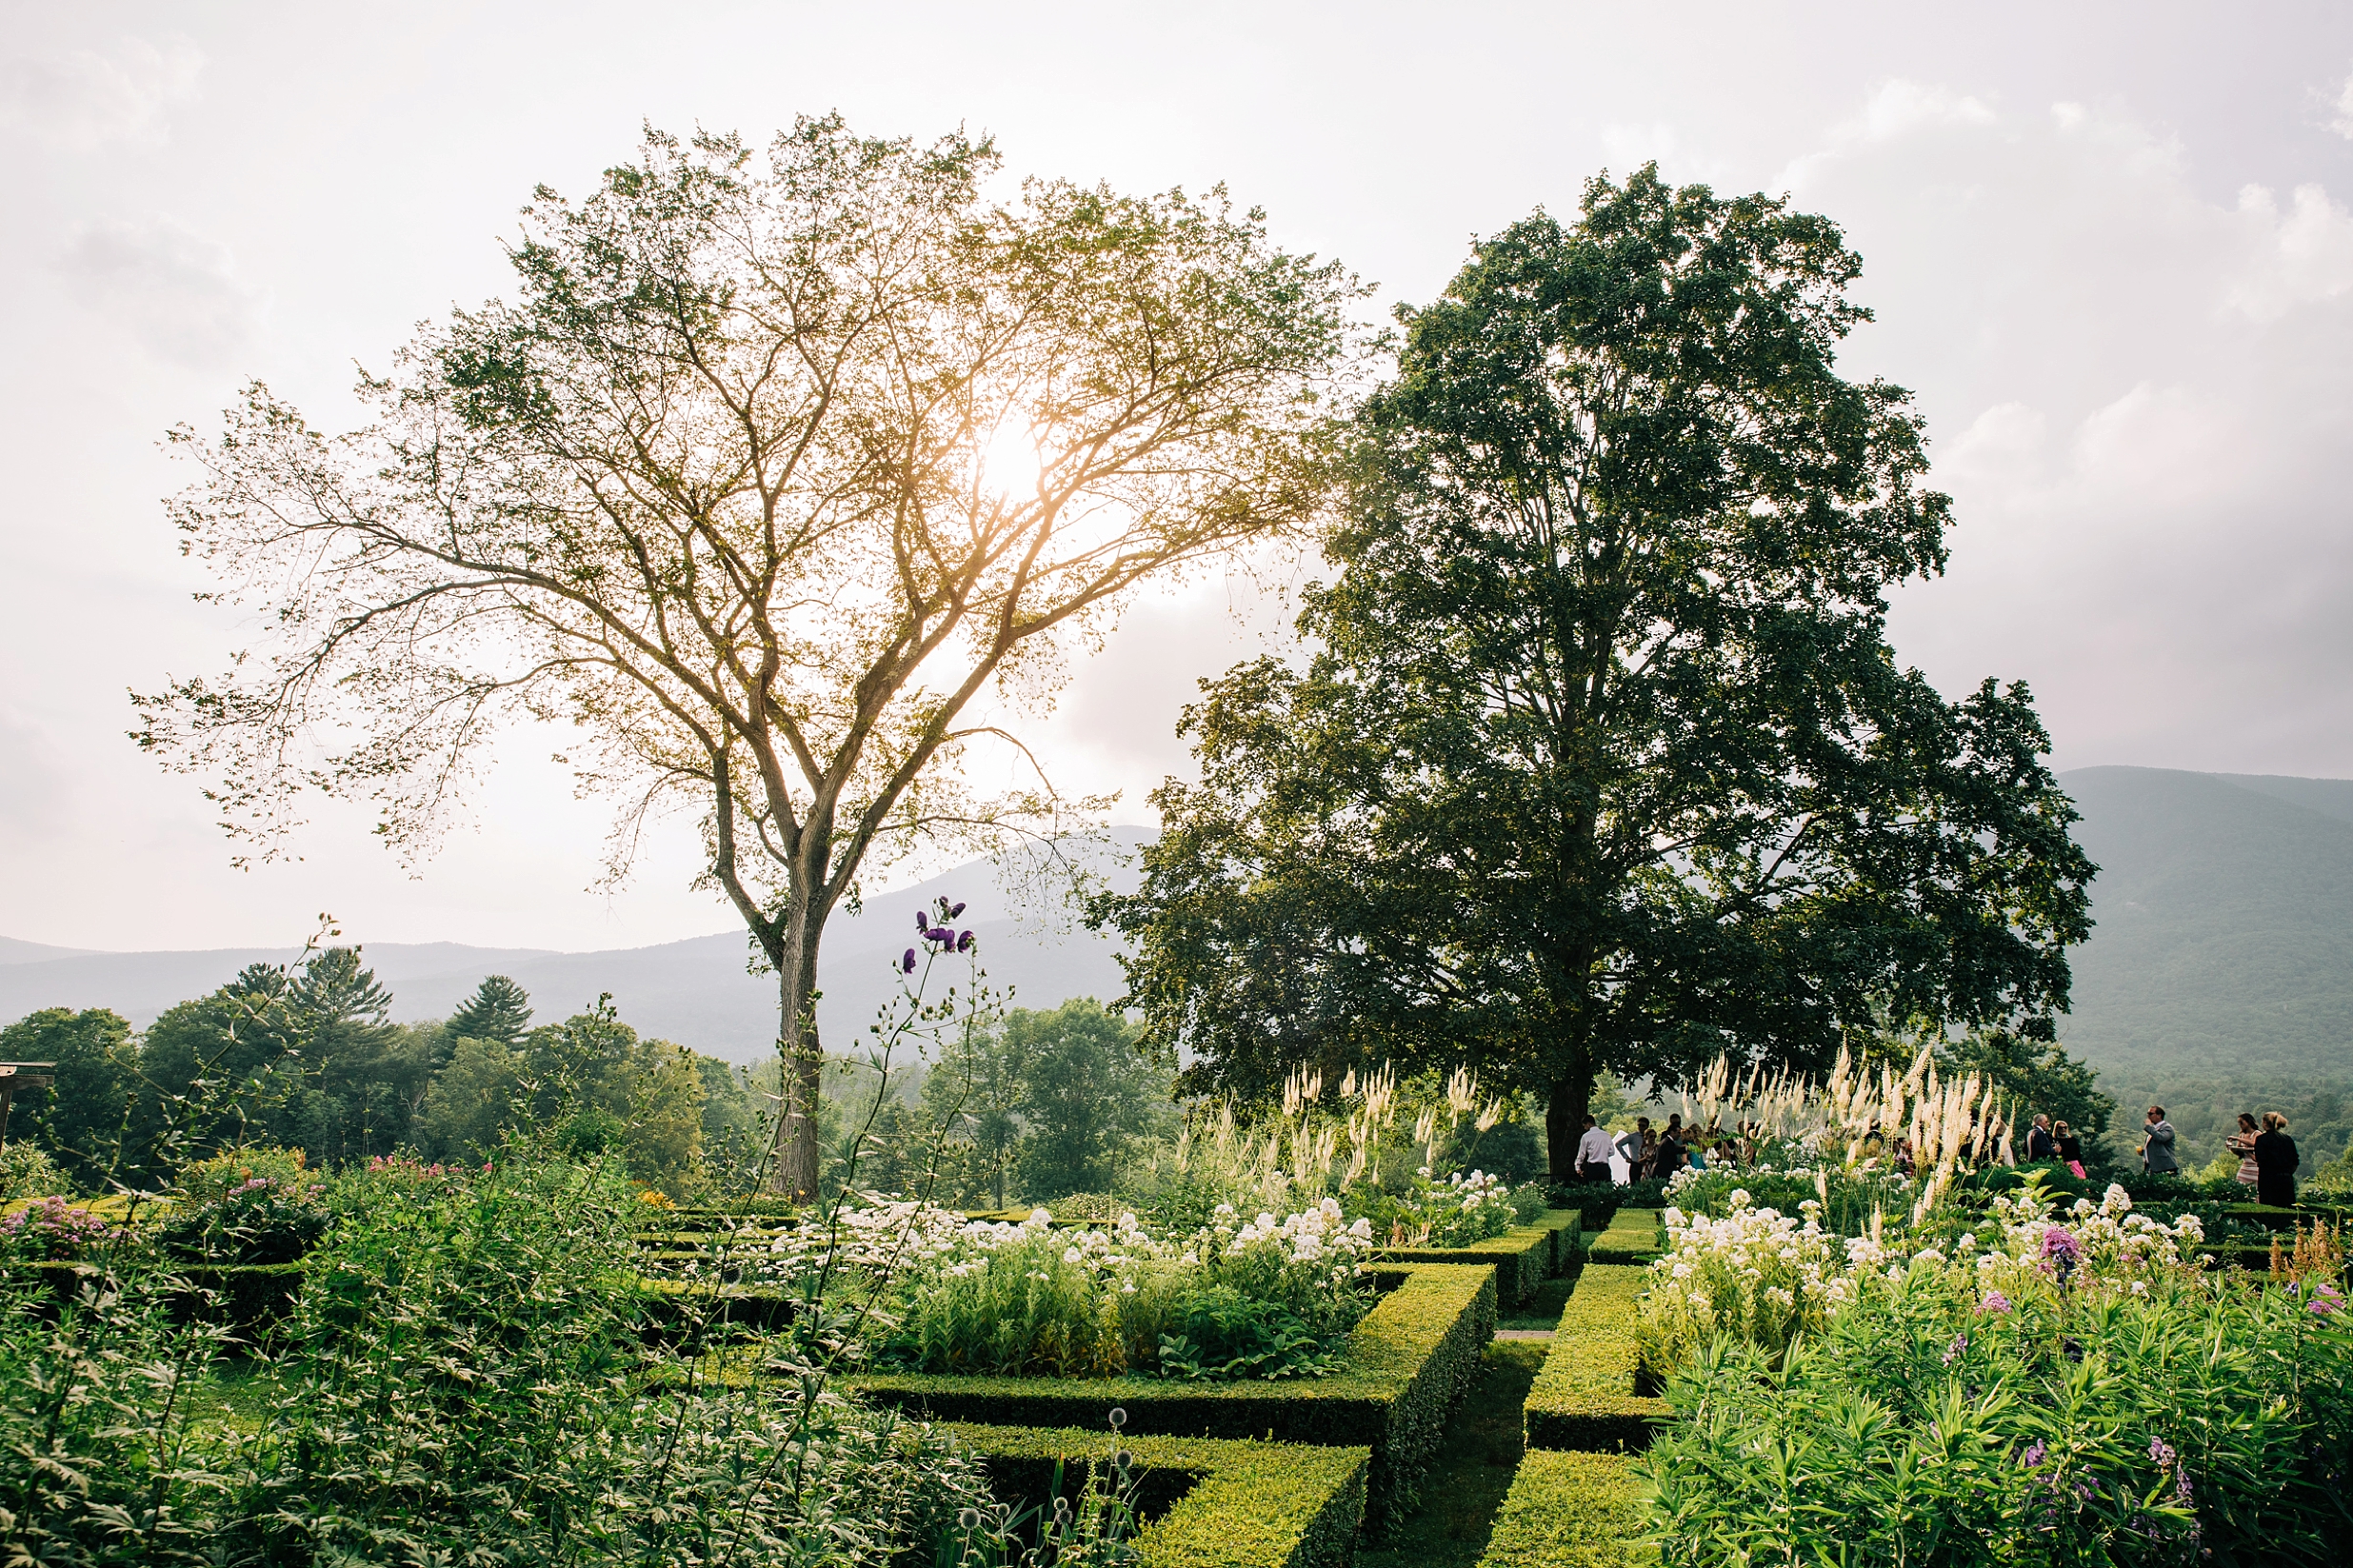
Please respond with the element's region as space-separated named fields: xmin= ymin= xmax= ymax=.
xmin=449 ymin=975 xmax=533 ymax=1046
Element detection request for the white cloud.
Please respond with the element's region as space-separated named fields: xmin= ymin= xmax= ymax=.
xmin=59 ymin=218 xmax=265 ymax=368
xmin=1855 ymin=80 xmax=1995 ymax=142
xmin=2227 ymin=183 xmax=2353 ymax=320
xmin=2329 ymin=68 xmax=2353 ymax=140
xmin=0 ymin=36 xmax=202 ymax=150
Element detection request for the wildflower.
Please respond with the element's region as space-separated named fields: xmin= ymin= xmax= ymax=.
xmin=2022 ymin=1440 xmax=2047 ymax=1469
xmin=1978 ymin=1290 xmax=2012 ymax=1316
xmin=2149 ymin=1436 xmax=2177 ymax=1468
xmin=2309 ymin=1283 xmax=2343 ymax=1317
xmin=957 ymin=930 xmax=977 ymax=953
xmin=901 ymin=948 xmax=917 ymax=973
xmin=1942 ymin=1333 xmax=1968 ymax=1366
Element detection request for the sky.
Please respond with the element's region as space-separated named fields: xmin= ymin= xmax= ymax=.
xmin=3 ymin=1 xmax=2351 ymax=956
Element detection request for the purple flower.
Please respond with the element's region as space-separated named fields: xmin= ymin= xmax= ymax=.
xmin=957 ymin=929 xmax=977 ymax=953
xmin=2310 ymin=1283 xmax=2343 ymax=1317
xmin=2040 ymin=1228 xmax=2081 ymax=1262
xmin=2149 ymin=1437 xmax=2177 ymax=1468
xmin=1942 ymin=1333 xmax=1968 ymax=1366
xmin=2021 ymin=1440 xmax=2047 ymax=1470
xmin=916 ymin=908 xmax=929 ymax=931
xmin=1978 ymin=1290 xmax=2012 ymax=1316
xmin=901 ymin=948 xmax=917 ymax=973
xmin=948 ymin=901 xmax=967 ymax=918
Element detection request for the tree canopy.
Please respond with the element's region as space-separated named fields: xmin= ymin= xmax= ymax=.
xmin=136 ymin=118 xmax=1364 ymax=1194
xmin=1093 ymin=169 xmax=2096 ymax=1174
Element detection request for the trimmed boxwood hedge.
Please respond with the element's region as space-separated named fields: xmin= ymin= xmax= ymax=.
xmin=947 ymin=1423 xmax=1369 ymax=1568
xmin=633 ymin=1276 xmax=797 ymax=1340
xmin=1579 ymin=1208 xmax=1662 ymax=1264
xmin=1523 ymin=1264 xmax=1667 ymax=1452
xmin=1372 ymin=1209 xmax=1581 ymax=1308
xmin=5 ymin=1259 xmax=305 ymax=1332
xmin=850 ymin=1262 xmax=1495 ymax=1535
xmin=1475 ymin=1448 xmax=1656 ymax=1568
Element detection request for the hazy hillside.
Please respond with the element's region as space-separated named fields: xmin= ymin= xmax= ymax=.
xmin=0 ymin=836 xmax=1144 ymax=1062
xmin=8 ymin=778 xmax=2350 ymax=1160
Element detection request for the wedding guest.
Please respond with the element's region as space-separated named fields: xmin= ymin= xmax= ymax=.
xmin=2226 ymin=1112 xmax=2261 ymax=1189
xmin=2255 ymin=1113 xmax=2300 ymax=1209
xmin=2138 ymin=1106 xmax=2179 ymax=1176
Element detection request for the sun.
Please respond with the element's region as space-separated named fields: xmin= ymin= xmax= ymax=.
xmin=978 ymin=417 xmax=1046 ymax=502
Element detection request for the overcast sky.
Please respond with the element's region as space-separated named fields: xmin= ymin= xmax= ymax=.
xmin=4 ymin=1 xmax=2351 ymax=955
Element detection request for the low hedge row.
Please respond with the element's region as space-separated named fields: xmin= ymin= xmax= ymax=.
xmin=851 ymin=1262 xmax=1496 ymax=1536
xmin=1579 ymin=1208 xmax=1662 ymax=1265
xmin=1372 ymin=1209 xmax=1581 ymax=1308
xmin=1523 ymin=1264 xmax=1667 ymax=1452
xmin=947 ymin=1423 xmax=1369 ymax=1568
xmin=1475 ymin=1448 xmax=1656 ymax=1568
xmin=633 ymin=1276 xmax=797 ymax=1340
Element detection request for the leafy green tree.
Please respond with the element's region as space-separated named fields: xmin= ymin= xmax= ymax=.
xmin=135 ymin=962 xmax=309 ymax=1169
xmin=1008 ymin=1000 xmax=1169 ymax=1200
xmin=920 ymin=1024 xmax=1026 ymax=1209
xmin=448 ymin=976 xmax=533 ymax=1050
xmin=0 ymin=1008 xmax=137 ymax=1186
xmin=289 ymin=948 xmax=432 ymax=1162
xmin=136 ymin=119 xmax=1366 ymax=1197
xmin=412 ymin=1037 xmax=525 ymax=1162
xmin=1096 ymin=169 xmax=2095 ymax=1176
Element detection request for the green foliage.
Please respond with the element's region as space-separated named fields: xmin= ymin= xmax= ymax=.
xmin=1475 ymin=1450 xmax=1656 ymax=1568
xmin=1151 ymin=1288 xmax=1350 ymax=1381
xmin=0 ymin=1258 xmax=226 ymax=1562
xmin=1096 ymin=167 xmax=2092 ymax=1176
xmin=0 ymin=1008 xmax=137 ymax=1188
xmin=1011 ymin=1001 xmax=1173 ymax=1201
xmin=158 ymin=1145 xmax=326 ymax=1265
xmin=1645 ymin=1266 xmax=2353 ymax=1565
xmin=1942 ymin=1028 xmax=2118 ymax=1156
xmin=883 ymin=1231 xmax=1127 ymax=1378
xmin=944 ymin=1424 xmax=1371 ymax=1568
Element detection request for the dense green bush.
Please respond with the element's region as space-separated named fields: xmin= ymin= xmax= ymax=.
xmin=1476 ymin=1449 xmax=1656 ymax=1568
xmin=1646 ymin=1264 xmax=2353 ymax=1564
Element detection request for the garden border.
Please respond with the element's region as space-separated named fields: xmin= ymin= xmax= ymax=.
xmin=946 ymin=1422 xmax=1369 ymax=1568
xmin=1474 ymin=1447 xmax=1656 ymax=1568
xmin=1580 ymin=1207 xmax=1662 ymax=1264
xmin=848 ymin=1261 xmax=1495 ymax=1535
xmin=1371 ymin=1209 xmax=1581 ymax=1308
xmin=1523 ymin=1263 xmax=1668 ymax=1452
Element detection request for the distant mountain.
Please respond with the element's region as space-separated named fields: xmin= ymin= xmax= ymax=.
xmin=0 ymin=937 xmax=102 ymax=965
xmin=0 ymin=834 xmax=1146 ymax=1062
xmin=2056 ymin=766 xmax=2353 ymax=1083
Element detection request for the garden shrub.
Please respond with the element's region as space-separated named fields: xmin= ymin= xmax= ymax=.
xmin=1645 ymin=1264 xmax=2353 ymax=1565
xmin=0 ymin=1143 xmax=68 ymax=1202
xmin=1524 ymin=1265 xmax=1668 ymax=1451
xmin=947 ymin=1422 xmax=1372 ymax=1568
xmin=1476 ymin=1448 xmax=1656 ymax=1568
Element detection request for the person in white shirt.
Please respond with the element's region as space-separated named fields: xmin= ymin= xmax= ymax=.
xmin=1573 ymin=1115 xmax=1616 ymax=1184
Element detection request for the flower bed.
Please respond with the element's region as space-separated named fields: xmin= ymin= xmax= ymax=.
xmin=1372 ymin=1208 xmax=1581 ymax=1308
xmin=849 ymin=1260 xmax=1496 ymax=1535
xmin=1522 ymin=1265 xmax=1667 ymax=1452
xmin=1475 ymin=1448 xmax=1656 ymax=1568
xmin=947 ymin=1424 xmax=1369 ymax=1568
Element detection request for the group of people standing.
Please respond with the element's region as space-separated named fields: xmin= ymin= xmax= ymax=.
xmin=2035 ymin=1104 xmax=2302 ymax=1206
xmin=1568 ymin=1112 xmax=1745 ymax=1182
xmin=1568 ymin=1101 xmax=2306 ymax=1207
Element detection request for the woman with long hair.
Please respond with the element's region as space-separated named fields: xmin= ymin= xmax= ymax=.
xmin=2226 ymin=1112 xmax=2261 ymax=1188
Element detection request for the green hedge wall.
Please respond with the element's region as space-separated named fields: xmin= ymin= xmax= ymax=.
xmin=852 ymin=1262 xmax=1495 ymax=1536
xmin=6 ymin=1259 xmax=306 ymax=1332
xmin=1523 ymin=1264 xmax=1667 ymax=1452
xmin=947 ymin=1423 xmax=1369 ymax=1568
xmin=1372 ymin=1209 xmax=1581 ymax=1307
xmin=633 ymin=1276 xmax=797 ymax=1340
xmin=1475 ymin=1448 xmax=1657 ymax=1568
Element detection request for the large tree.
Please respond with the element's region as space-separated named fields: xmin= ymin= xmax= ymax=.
xmin=134 ymin=119 xmax=1361 ymax=1193
xmin=1095 ymin=169 xmax=2095 ymax=1176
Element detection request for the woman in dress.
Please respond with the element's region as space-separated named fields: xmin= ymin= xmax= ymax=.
xmin=2226 ymin=1112 xmax=2261 ymax=1188
xmin=2254 ymin=1113 xmax=2300 ymax=1209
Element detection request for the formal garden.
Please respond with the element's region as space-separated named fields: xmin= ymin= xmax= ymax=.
xmin=10 ymin=114 xmax=2351 ymax=1567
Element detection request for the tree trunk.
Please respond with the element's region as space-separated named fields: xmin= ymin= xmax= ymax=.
xmin=1545 ymin=1065 xmax=1597 ymax=1181
xmin=769 ymin=907 xmax=827 ymax=1199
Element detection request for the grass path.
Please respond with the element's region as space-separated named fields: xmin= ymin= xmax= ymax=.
xmin=1353 ymin=1340 xmax=1548 ymax=1568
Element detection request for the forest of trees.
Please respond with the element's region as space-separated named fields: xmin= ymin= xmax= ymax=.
xmin=0 ymin=952 xmax=1225 ymax=1203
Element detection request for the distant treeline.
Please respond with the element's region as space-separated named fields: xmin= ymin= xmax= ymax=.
xmin=0 ymin=947 xmax=1303 ymax=1205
